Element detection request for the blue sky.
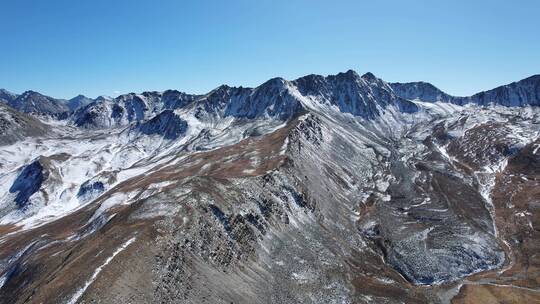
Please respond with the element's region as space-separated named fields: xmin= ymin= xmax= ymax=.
xmin=1 ymin=0 xmax=539 ymax=99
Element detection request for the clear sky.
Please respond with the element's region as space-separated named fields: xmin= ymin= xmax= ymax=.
xmin=1 ymin=0 xmax=539 ymax=99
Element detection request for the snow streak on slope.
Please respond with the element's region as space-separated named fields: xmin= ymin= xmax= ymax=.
xmin=65 ymin=237 xmax=136 ymax=304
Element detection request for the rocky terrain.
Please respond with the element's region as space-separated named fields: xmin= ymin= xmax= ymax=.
xmin=0 ymin=70 xmax=539 ymax=303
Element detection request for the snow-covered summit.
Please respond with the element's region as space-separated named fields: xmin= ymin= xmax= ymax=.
xmin=66 ymin=94 xmax=94 ymax=111
xmin=69 ymin=70 xmax=416 ymax=129
xmin=293 ymin=70 xmax=418 ymax=118
xmin=391 ymin=74 xmax=540 ymax=106
xmin=8 ymin=90 xmax=69 ymax=118
xmin=0 ymin=89 xmax=18 ymax=104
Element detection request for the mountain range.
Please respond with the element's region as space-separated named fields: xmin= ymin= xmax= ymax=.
xmin=0 ymin=70 xmax=539 ymax=304
xmin=2 ymin=71 xmax=539 ymax=124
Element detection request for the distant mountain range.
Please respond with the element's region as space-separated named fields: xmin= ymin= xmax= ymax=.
xmin=390 ymin=74 xmax=540 ymax=106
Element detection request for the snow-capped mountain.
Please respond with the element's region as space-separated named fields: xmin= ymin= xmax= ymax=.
xmin=390 ymin=81 xmax=456 ymax=103
xmin=71 ymin=91 xmax=196 ymax=128
xmin=71 ymin=70 xmax=415 ymax=131
xmin=0 ymin=70 xmax=539 ymax=304
xmin=0 ymin=103 xmax=50 ymax=145
xmin=293 ymin=70 xmax=418 ymax=118
xmin=391 ymin=74 xmax=540 ymax=106
xmin=66 ymin=95 xmax=94 ymax=112
xmin=8 ymin=90 xmax=70 ymax=118
xmin=463 ymin=74 xmax=540 ymax=106
xmin=135 ymin=110 xmax=188 ymax=140
xmin=0 ymin=89 xmax=18 ymax=104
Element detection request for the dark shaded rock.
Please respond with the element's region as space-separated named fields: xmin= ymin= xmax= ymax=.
xmin=9 ymin=160 xmax=46 ymax=209
xmin=209 ymin=204 xmax=230 ymax=232
xmin=137 ymin=110 xmax=188 ymax=140
xmin=77 ymin=181 xmax=104 ymax=198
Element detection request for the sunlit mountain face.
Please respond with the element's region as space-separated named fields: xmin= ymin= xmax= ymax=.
xmin=0 ymin=70 xmax=539 ymax=304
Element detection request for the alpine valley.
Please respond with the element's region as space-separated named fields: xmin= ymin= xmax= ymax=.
xmin=0 ymin=70 xmax=539 ymax=304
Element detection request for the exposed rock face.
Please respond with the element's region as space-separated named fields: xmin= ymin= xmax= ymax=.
xmin=0 ymin=71 xmax=539 ymax=304
xmin=8 ymin=91 xmax=69 ymax=118
xmin=0 ymin=89 xmax=18 ymax=104
xmin=72 ymin=101 xmax=114 ymax=128
xmin=72 ymin=71 xmax=416 ymax=129
xmin=66 ymin=95 xmax=94 ymax=112
xmin=72 ymin=92 xmax=196 ymax=128
xmin=9 ymin=160 xmax=46 ymax=209
xmin=136 ymin=110 xmax=188 ymax=139
xmin=463 ymin=75 xmax=540 ymax=106
xmin=0 ymin=103 xmax=49 ymax=145
xmin=293 ymin=70 xmax=418 ymax=118
xmin=77 ymin=181 xmax=105 ymax=201
xmin=390 ymin=81 xmax=455 ymax=103
xmin=223 ymin=78 xmax=305 ymax=120
xmin=160 ymin=90 xmax=197 ymax=109
xmin=390 ymin=74 xmax=540 ymax=106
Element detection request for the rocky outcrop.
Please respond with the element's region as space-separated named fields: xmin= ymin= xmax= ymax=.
xmin=136 ymin=110 xmax=188 ymax=140
xmin=77 ymin=180 xmax=105 ymax=202
xmin=294 ymin=70 xmax=418 ymax=118
xmin=9 ymin=160 xmax=47 ymax=209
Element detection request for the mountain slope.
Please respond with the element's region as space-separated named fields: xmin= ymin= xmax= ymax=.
xmin=135 ymin=110 xmax=188 ymax=140
xmin=0 ymin=103 xmax=50 ymax=145
xmin=72 ymin=91 xmax=197 ymax=128
xmin=8 ymin=91 xmax=69 ymax=118
xmin=0 ymin=89 xmax=18 ymax=104
xmin=390 ymin=81 xmax=456 ymax=103
xmin=463 ymin=74 xmax=540 ymax=106
xmin=66 ymin=95 xmax=94 ymax=112
xmin=0 ymin=71 xmax=539 ymax=304
xmin=294 ymin=70 xmax=418 ymax=118
xmin=390 ymin=74 xmax=540 ymax=106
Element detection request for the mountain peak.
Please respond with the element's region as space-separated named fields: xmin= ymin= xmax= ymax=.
xmin=391 ymin=74 xmax=540 ymax=106
xmin=0 ymin=88 xmax=15 ymax=94
xmin=21 ymin=90 xmax=39 ymax=96
xmin=389 ymin=81 xmax=455 ymax=103
xmin=335 ymin=69 xmax=361 ymax=81
xmin=67 ymin=94 xmax=93 ymax=111
xmin=70 ymin=94 xmax=89 ymax=100
xmin=261 ymin=77 xmax=288 ymax=88
xmin=361 ymin=72 xmax=377 ymax=81
xmin=210 ymin=84 xmax=232 ymax=93
xmin=0 ymin=89 xmax=18 ymax=103
xmin=95 ymin=95 xmax=113 ymax=101
xmin=346 ymin=69 xmax=360 ymax=76
xmin=9 ymin=90 xmax=69 ymax=117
